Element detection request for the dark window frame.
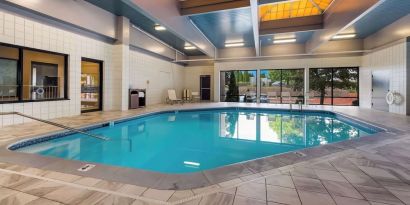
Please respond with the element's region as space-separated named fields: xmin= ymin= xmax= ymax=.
xmin=0 ymin=42 xmax=69 ymax=104
xmin=259 ymin=68 xmax=305 ymax=104
xmin=309 ymin=67 xmax=359 ymax=106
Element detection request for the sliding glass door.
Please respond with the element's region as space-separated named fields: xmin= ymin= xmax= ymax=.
xmin=260 ymin=69 xmax=304 ymax=104
xmin=81 ymin=59 xmax=103 ymax=112
xmin=220 ymin=70 xmax=257 ymax=102
xmin=309 ymin=67 xmax=359 ymax=106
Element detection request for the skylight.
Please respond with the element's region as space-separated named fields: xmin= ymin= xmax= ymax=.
xmin=259 ymin=0 xmax=334 ymax=21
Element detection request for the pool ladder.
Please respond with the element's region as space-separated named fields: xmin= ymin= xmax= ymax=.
xmin=289 ymin=102 xmax=303 ymax=112
xmin=0 ymin=112 xmax=109 ymax=141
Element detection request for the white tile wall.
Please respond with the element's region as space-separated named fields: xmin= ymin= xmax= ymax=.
xmin=184 ymin=66 xmax=214 ymax=101
xmin=129 ymin=50 xmax=185 ymax=105
xmin=360 ymin=42 xmax=408 ymax=115
xmin=0 ymin=9 xmax=114 ymax=127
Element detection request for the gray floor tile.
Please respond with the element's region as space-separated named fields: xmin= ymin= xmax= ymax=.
xmin=333 ymin=196 xmax=370 ymax=205
xmin=236 ymin=182 xmax=266 ymax=201
xmin=292 ymin=176 xmax=328 ymax=193
xmin=315 ymin=169 xmax=349 ymax=182
xmin=233 ymin=195 xmax=266 ymax=205
xmin=298 ymin=190 xmax=336 ymax=205
xmin=199 ymin=193 xmax=234 ymax=205
xmin=355 ymin=185 xmax=404 ymax=205
xmin=266 ymin=185 xmax=301 ymax=205
xmin=265 ymin=174 xmax=295 ymax=188
xmin=322 ymin=180 xmax=364 ymax=199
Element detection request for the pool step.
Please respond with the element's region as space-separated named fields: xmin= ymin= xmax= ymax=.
xmin=0 ymin=112 xmax=109 ymax=141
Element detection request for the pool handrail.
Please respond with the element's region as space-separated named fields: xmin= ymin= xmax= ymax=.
xmin=0 ymin=112 xmax=109 ymax=141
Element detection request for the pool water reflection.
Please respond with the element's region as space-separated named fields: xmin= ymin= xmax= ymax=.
xmin=16 ymin=109 xmax=378 ymax=173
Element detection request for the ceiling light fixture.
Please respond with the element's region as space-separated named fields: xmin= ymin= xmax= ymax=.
xmin=184 ymin=46 xmax=197 ymax=50
xmin=273 ymin=38 xmax=297 ymax=44
xmin=225 ymin=42 xmax=245 ymax=47
xmin=332 ymin=33 xmax=356 ymax=40
xmin=154 ymin=24 xmax=166 ymax=31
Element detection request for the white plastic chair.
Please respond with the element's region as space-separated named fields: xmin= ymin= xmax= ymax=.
xmin=167 ymin=89 xmax=183 ymax=105
xmin=267 ymin=92 xmax=278 ymax=103
xmin=191 ymin=91 xmax=200 ymax=102
xmin=281 ymin=92 xmax=291 ymax=103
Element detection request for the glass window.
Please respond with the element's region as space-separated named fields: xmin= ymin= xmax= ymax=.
xmin=0 ymin=43 xmax=68 ymax=103
xmin=309 ymin=68 xmax=332 ymax=105
xmin=220 ymin=70 xmax=257 ymax=102
xmin=260 ymin=69 xmax=304 ymax=104
xmin=22 ymin=49 xmax=66 ymax=101
xmin=309 ymin=67 xmax=359 ymax=106
xmin=0 ymin=45 xmax=19 ymax=102
xmin=332 ymin=68 xmax=359 ymax=106
xmin=260 ymin=70 xmax=281 ymax=104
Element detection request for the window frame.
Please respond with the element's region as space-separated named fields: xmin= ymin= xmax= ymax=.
xmin=309 ymin=67 xmax=359 ymax=106
xmin=0 ymin=42 xmax=69 ymax=104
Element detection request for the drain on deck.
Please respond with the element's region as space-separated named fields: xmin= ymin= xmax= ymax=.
xmin=78 ymin=164 xmax=96 ymax=172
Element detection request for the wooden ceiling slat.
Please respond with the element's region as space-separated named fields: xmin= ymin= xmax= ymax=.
xmin=180 ymin=0 xmax=250 ymax=15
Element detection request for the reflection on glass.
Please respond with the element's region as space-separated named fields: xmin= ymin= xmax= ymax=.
xmin=333 ymin=68 xmax=359 ymax=106
xmin=81 ymin=61 xmax=101 ymax=112
xmin=260 ymin=69 xmax=304 ymax=104
xmin=22 ymin=49 xmax=66 ymax=100
xmin=0 ymin=59 xmax=18 ymax=102
xmin=0 ymin=45 xmax=19 ymax=102
xmin=309 ymin=68 xmax=359 ymax=106
xmin=220 ymin=70 xmax=257 ymax=102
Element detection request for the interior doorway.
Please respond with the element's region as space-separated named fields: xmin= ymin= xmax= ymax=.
xmin=81 ymin=58 xmax=103 ymax=113
xmin=372 ymin=70 xmax=390 ymax=112
xmin=200 ymin=75 xmax=211 ymax=101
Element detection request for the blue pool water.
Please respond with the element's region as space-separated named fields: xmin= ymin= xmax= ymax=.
xmin=14 ymin=108 xmax=381 ymax=173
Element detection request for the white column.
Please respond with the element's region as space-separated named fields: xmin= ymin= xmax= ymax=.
xmin=304 ymin=67 xmax=309 ymax=105
xmin=112 ymin=16 xmax=130 ymax=111
xmin=256 ymin=69 xmax=261 ymax=103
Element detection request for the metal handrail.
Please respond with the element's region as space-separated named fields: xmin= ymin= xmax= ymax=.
xmin=0 ymin=112 xmax=109 ymax=141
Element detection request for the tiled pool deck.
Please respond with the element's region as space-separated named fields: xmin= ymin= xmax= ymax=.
xmin=0 ymin=103 xmax=410 ymax=205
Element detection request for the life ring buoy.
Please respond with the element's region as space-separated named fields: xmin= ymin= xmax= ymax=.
xmin=386 ymin=91 xmax=402 ymax=105
xmin=36 ymin=87 xmax=45 ymax=95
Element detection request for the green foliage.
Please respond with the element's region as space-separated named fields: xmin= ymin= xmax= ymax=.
xmin=268 ymin=115 xmax=304 ymax=145
xmin=309 ymin=68 xmax=358 ymax=105
xmin=225 ymin=71 xmax=239 ymax=102
xmin=266 ymin=70 xmax=304 ymax=92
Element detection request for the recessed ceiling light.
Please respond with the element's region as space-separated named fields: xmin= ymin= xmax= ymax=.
xmin=154 ymin=24 xmax=166 ymax=31
xmin=184 ymin=46 xmax=196 ymax=50
xmin=225 ymin=42 xmax=245 ymax=47
xmin=332 ymin=33 xmax=356 ymax=40
xmin=273 ymin=38 xmax=297 ymax=44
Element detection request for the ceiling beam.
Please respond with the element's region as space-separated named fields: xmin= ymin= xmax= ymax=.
xmin=260 ymin=15 xmax=323 ymax=35
xmin=128 ymin=0 xmax=216 ymax=58
xmin=179 ymin=0 xmax=250 ymax=16
xmin=250 ymin=0 xmax=260 ymax=56
xmin=306 ymin=0 xmax=384 ymax=53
